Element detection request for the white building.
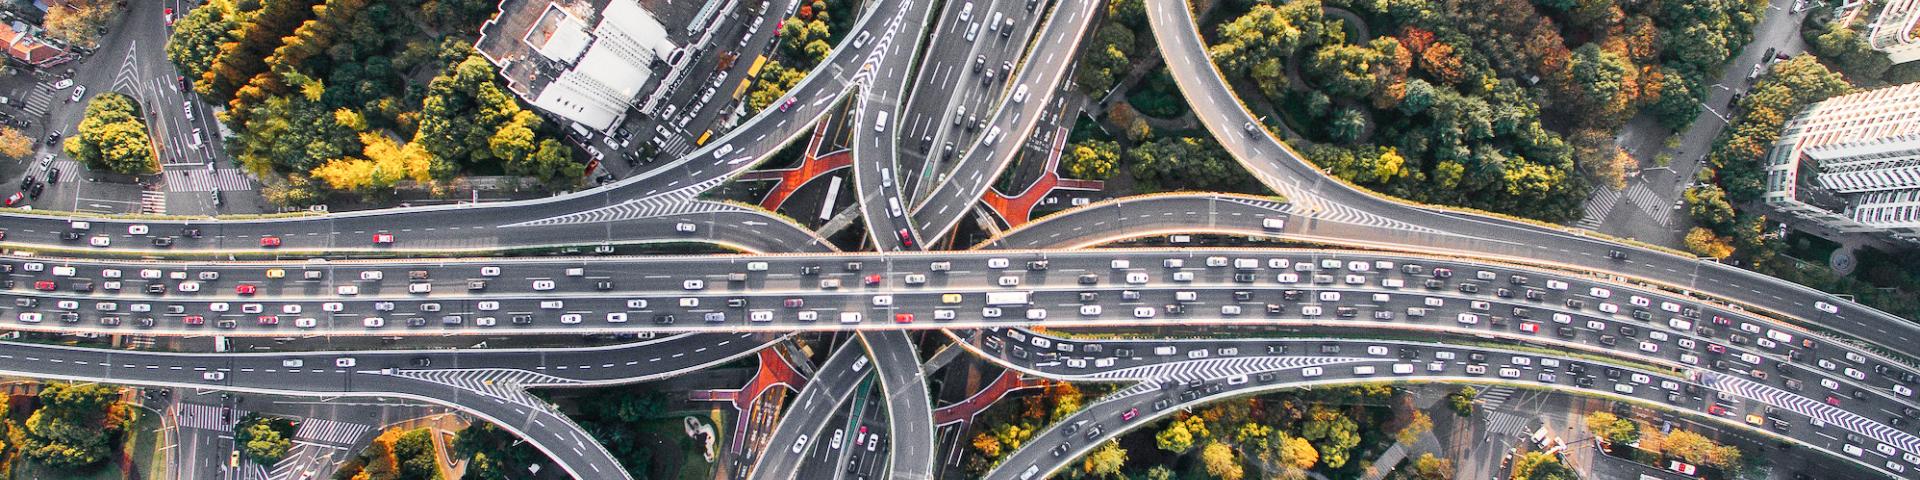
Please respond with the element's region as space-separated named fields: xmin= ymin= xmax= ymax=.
xmin=476 ymin=0 xmax=678 ymax=132
xmin=1762 ymin=82 xmax=1920 ymax=241
xmin=1869 ymin=0 xmax=1920 ymax=64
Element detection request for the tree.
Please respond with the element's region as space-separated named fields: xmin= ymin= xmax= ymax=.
xmin=971 ymin=432 xmax=1003 ymax=458
xmin=237 ymin=421 xmax=292 ymax=464
xmin=1300 ymin=406 xmax=1360 ymax=468
xmin=1128 ymin=136 xmax=1254 ymax=192
xmin=18 ymin=382 xmax=128 ymax=469
xmin=1201 ymin=441 xmax=1245 ymax=480
xmin=1647 ymin=68 xmax=1702 ymax=130
xmin=1448 ymin=387 xmax=1476 ymax=416
xmin=1411 ymin=453 xmax=1454 ymax=480
xmin=1329 ymin=107 xmax=1368 ymax=143
xmin=1155 ymin=414 xmax=1208 ymax=453
xmin=1145 ymin=465 xmax=1175 ymax=480
xmin=0 ymin=127 xmax=31 ymax=159
xmin=1565 ymin=43 xmax=1639 ymax=126
xmin=65 ymin=92 xmax=158 ymax=175
xmin=453 ymin=423 xmax=540 ymax=480
xmin=1397 ymin=411 xmax=1433 ymax=445
xmin=1685 ymin=184 xmax=1736 ymax=233
xmin=44 ymin=0 xmax=118 ymax=48
xmin=1210 ymin=1 xmax=1327 ymax=97
xmin=1647 ymin=429 xmax=1741 ymax=468
xmin=1081 ymin=440 xmax=1127 ymax=478
xmin=1066 ymin=140 xmax=1120 ymax=179
xmin=1511 ymin=452 xmax=1576 ymax=480
xmin=1305 ymin=43 xmax=1383 ymax=100
xmin=167 ymin=1 xmax=241 ymax=83
xmin=1583 ymin=412 xmax=1639 ymax=445
xmin=1807 ymin=20 xmax=1892 ymax=83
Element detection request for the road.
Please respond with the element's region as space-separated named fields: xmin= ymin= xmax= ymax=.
xmin=975 ymin=193 xmax=1292 ymax=249
xmin=952 ymin=331 xmax=1920 ymax=480
xmin=747 ymin=341 xmax=873 ymax=480
xmin=859 ymin=330 xmax=936 ymax=480
xmin=904 ymin=0 xmax=1101 ymax=242
xmin=1132 ymin=0 xmax=1920 ymax=373
xmin=849 ymin=0 xmax=940 ymax=251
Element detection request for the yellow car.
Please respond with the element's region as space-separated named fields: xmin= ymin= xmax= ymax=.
xmin=265 ymin=268 xmax=286 ymax=279
xmin=941 ymin=294 xmax=963 ymax=304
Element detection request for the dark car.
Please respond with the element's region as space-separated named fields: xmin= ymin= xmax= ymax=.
xmin=410 ymin=357 xmax=432 ymax=367
xmin=152 ymin=237 xmax=174 ymax=247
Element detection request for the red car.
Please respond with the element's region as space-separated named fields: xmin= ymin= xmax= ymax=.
xmin=259 ymin=236 xmax=282 ymax=248
xmin=256 ymin=315 xmax=279 ymax=325
xmin=33 ymin=280 xmax=56 ymax=291
xmin=4 ymin=192 xmax=22 ymax=206
xmin=894 ymin=313 xmax=913 ymax=323
xmin=234 ymin=284 xmax=258 ymax=295
xmin=864 ymin=274 xmax=883 ymax=286
xmin=1120 ymin=408 xmax=1139 ymax=422
xmin=779 ymin=97 xmax=796 ymax=112
xmin=1706 ymin=404 xmax=1728 ymax=416
xmin=897 ymin=228 xmax=913 ymax=247
xmin=372 ymin=233 xmax=395 ymax=244
xmin=1826 ymin=395 xmax=1842 ymax=406
xmin=183 ymin=315 xmax=205 ymax=325
xmin=1519 ymin=321 xmax=1539 ymax=334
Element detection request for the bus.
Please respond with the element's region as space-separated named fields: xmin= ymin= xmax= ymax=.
xmin=746 ymin=55 xmax=768 ymax=78
xmin=695 ymin=130 xmax=713 ymax=146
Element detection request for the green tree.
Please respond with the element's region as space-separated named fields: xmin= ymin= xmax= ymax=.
xmin=1305 ymin=43 xmax=1382 ymax=100
xmin=1209 ymin=1 xmax=1327 ymax=97
xmin=1201 ymin=441 xmax=1245 ymax=480
xmin=18 ymin=382 xmax=128 ymax=469
xmin=237 ymin=421 xmax=291 ymax=464
xmin=1807 ymin=20 xmax=1891 ymax=82
xmin=1647 ymin=68 xmax=1702 ymax=130
xmin=1448 ymin=387 xmax=1476 ymax=416
xmin=1328 ymin=107 xmax=1368 ymax=143
xmin=167 ymin=0 xmax=241 ymax=84
xmin=1412 ymin=453 xmax=1454 ymax=480
xmin=1078 ymin=24 xmax=1135 ymax=94
xmin=1065 ymin=140 xmax=1119 ymax=179
xmin=1155 ymin=415 xmax=1208 ymax=453
xmin=1081 ymin=440 xmax=1127 ymax=478
xmin=454 ymin=423 xmax=541 ymax=480
xmin=1128 ymin=136 xmax=1254 ymax=192
xmin=1512 ymin=452 xmax=1575 ymax=480
xmin=1583 ymin=412 xmax=1640 ymax=445
xmin=1300 ymin=406 xmax=1360 ymax=468
xmin=1565 ymin=43 xmax=1638 ymax=124
xmin=65 ymin=92 xmax=158 ymax=175
xmin=1397 ymin=411 xmax=1433 ymax=445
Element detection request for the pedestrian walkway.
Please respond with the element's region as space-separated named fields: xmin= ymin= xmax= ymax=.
xmin=293 ymin=418 xmax=372 ymax=446
xmin=48 ymin=159 xmax=80 ymax=182
xmin=739 ymin=118 xmax=846 ymax=210
xmin=176 ymin=403 xmax=241 ymax=431
xmin=1622 ymin=181 xmax=1677 ymax=226
xmin=932 ymin=370 xmax=1046 ymax=426
xmin=162 ymin=166 xmax=255 ymax=192
xmin=19 ymin=84 xmax=53 ymax=118
xmin=139 ymin=190 xmax=166 ymax=214
xmin=1484 ymin=411 xmax=1531 ymax=437
xmin=1577 ymin=187 xmax=1622 ymax=230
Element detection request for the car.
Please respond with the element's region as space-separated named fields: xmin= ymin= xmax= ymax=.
xmin=675 ymin=223 xmax=697 ymax=233
xmin=89 ymin=235 xmax=110 ymax=247
xmin=202 ymin=371 xmax=225 ymax=381
xmin=70 ymin=85 xmax=85 ymax=102
xmin=1120 ymin=408 xmax=1139 ymax=421
xmin=235 ymin=284 xmax=258 ymax=295
xmin=372 ymin=233 xmax=394 ymax=244
xmin=260 ymin=236 xmax=282 ymax=247
xmin=780 ymin=97 xmax=796 ymax=112
xmin=3 ymin=192 xmax=21 ymax=207
xmin=1815 ymin=301 xmax=1839 ymax=314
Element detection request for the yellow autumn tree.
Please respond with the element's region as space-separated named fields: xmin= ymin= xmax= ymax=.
xmin=310 ymin=133 xmax=436 ymax=193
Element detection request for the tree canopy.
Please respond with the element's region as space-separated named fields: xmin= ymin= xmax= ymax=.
xmin=65 ymin=92 xmax=158 ymax=175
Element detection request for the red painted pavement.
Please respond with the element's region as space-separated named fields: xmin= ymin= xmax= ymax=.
xmin=982 ymin=126 xmax=1104 ymax=228
xmin=932 ymin=370 xmax=1048 ymax=426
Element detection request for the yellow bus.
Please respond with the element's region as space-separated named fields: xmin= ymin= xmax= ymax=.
xmin=746 ymin=55 xmax=768 ymax=77
xmin=732 ymin=78 xmax=752 ymax=100
xmin=696 ymin=130 xmax=713 ymax=146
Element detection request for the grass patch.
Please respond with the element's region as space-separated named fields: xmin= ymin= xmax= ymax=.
xmin=126 ymin=408 xmax=166 ymax=480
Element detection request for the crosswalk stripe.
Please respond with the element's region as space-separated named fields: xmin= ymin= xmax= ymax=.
xmin=175 ymin=403 xmax=242 ymax=431
xmin=1578 ymin=187 xmax=1621 ymax=229
xmin=162 ymin=167 xmax=254 ymax=192
xmin=20 ymin=84 xmax=53 ymax=117
xmin=1622 ymin=181 xmax=1675 ymax=226
xmin=140 ymin=190 xmax=167 ymax=215
xmin=293 ymin=418 xmax=371 ymax=446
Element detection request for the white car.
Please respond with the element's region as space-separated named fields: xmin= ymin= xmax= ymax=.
xmin=1133 ymin=307 xmax=1155 ymax=318
xmin=684 ymin=280 xmax=705 ymax=290
xmin=1301 ymin=367 xmax=1324 ymax=377
xmin=981 ymin=307 xmax=1002 ymax=318
xmin=295 ymin=317 xmax=318 ymax=328
xmin=89 ymin=235 xmax=110 ymax=247
xmin=335 ymin=285 xmax=358 ymax=295
xmin=1079 ymin=305 xmax=1102 ymax=316
xmin=336 ymin=358 xmax=357 ymax=367
xmin=480 ymin=266 xmax=501 ymax=276
xmin=362 ymin=317 xmax=385 ymax=328
xmin=1815 ymin=301 xmax=1839 ymax=314
xmin=533 ymin=280 xmax=555 ymax=291
xmin=360 ymin=271 xmax=383 ymax=281
xmin=1638 ymin=342 xmax=1659 ymax=353
xmin=128 ymin=225 xmax=148 ymax=235
xmin=675 ymin=223 xmax=697 ymax=233
xmin=408 ymin=283 xmax=432 ymax=294
xmin=202 ymin=371 xmax=225 ymax=381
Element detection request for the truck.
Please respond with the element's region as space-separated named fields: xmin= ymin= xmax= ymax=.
xmin=986 ymin=291 xmax=1031 ymax=306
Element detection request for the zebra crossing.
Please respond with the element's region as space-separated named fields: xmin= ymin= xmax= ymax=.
xmin=1576 ymin=187 xmax=1621 ymax=230
xmin=293 ymin=418 xmax=371 ymax=446
xmin=139 ymin=190 xmax=166 ymax=214
xmin=161 ymin=166 xmax=255 ymax=192
xmin=1476 ymin=386 xmax=1516 ymax=410
xmin=1483 ymin=411 xmax=1531 ymax=436
xmin=47 ymin=160 xmax=80 ymax=182
xmin=18 ymin=84 xmax=53 ymax=117
xmin=268 ymin=443 xmax=349 ymax=480
xmin=1621 ymin=181 xmax=1676 ymax=226
xmin=175 ymin=403 xmax=241 ymax=431
xmin=385 ymin=368 xmax=582 ymax=409
xmin=1705 ymin=372 xmax=1920 ymax=454
xmin=658 ymin=133 xmax=695 ymax=159
xmin=235 ymin=459 xmax=269 ymax=480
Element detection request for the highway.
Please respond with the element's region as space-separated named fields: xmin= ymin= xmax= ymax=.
xmin=951 ymin=331 xmax=1920 ymax=480
xmin=747 ymin=341 xmax=874 ymax=480
xmin=0 ymin=333 xmax=779 ymax=480
xmin=860 ymin=330 xmax=937 ymax=480
xmin=905 ymin=0 xmax=1101 ymax=242
xmin=975 ymin=193 xmax=1293 ymax=249
xmin=1137 ymin=0 xmax=1920 ymax=368
xmin=850 ymin=0 xmax=939 ymax=252
xmin=894 ymin=0 xmax=1049 ymax=203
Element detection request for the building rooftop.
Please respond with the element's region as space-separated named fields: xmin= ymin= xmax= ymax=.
xmin=476 ymin=0 xmax=678 ymax=131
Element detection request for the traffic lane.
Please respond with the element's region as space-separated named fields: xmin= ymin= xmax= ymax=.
xmin=352 ymin=374 xmax=632 ymax=480
xmin=749 ymin=343 xmax=873 ymax=480
xmin=899 ymin=0 xmax=1049 ymax=198
xmin=907 ymin=0 xmax=1100 ymax=239
xmin=1140 ymin=0 xmax=1920 ymax=376
xmin=7 ymin=246 xmax=1909 ymax=384
xmin=976 ymin=193 xmax=1290 ymax=249
xmin=860 ymin=330 xmax=936 ymax=480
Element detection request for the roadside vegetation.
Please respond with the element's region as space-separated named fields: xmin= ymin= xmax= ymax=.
xmin=1202 ymin=0 xmax=1765 ymax=222
xmin=0 ymin=383 xmax=137 ymax=476
xmin=331 ymin=427 xmax=444 ymax=480
xmin=748 ymin=0 xmax=861 ymax=112
xmin=65 ymin=92 xmax=158 ymax=175
xmin=166 ymin=0 xmax=580 ymax=207
xmin=233 ymin=413 xmax=297 ymax=465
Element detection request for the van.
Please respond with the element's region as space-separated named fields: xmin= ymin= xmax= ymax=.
xmin=888 ymin=197 xmax=903 ymax=217
xmin=874 ymin=111 xmax=888 ymax=132
xmin=1353 ymin=366 xmax=1377 ymax=375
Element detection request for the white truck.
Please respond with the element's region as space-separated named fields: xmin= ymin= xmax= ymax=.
xmin=986 ymin=291 xmax=1032 ymax=306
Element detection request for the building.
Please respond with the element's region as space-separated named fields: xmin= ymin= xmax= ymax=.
xmin=1870 ymin=0 xmax=1920 ymax=64
xmin=1762 ymin=82 xmax=1920 ymax=242
xmin=476 ymin=0 xmax=679 ymax=132
xmin=0 ymin=21 xmax=70 ymax=68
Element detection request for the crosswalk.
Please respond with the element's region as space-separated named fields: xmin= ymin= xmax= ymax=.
xmin=1477 ymin=386 xmax=1515 ymax=410
xmin=175 ymin=403 xmax=241 ymax=431
xmin=1576 ymin=187 xmax=1621 ymax=230
xmin=1622 ymin=181 xmax=1676 ymax=226
xmin=385 ymin=368 xmax=582 ymax=409
xmin=658 ymin=133 xmax=695 ymax=159
xmin=293 ymin=418 xmax=371 ymax=446
xmin=161 ymin=166 xmax=255 ymax=192
xmin=48 ymin=159 xmax=81 ymax=182
xmin=19 ymin=83 xmax=53 ymax=117
xmin=1483 ymin=411 xmax=1531 ymax=437
xmin=140 ymin=190 xmax=166 ymax=214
